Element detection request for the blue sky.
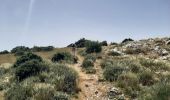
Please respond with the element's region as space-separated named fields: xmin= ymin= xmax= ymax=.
xmin=0 ymin=0 xmax=170 ymax=50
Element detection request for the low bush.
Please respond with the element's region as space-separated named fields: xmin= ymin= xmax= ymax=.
xmin=14 ymin=51 xmax=28 ymax=56
xmin=100 ymin=41 xmax=108 ymax=46
xmin=0 ymin=50 xmax=9 ymax=54
xmin=15 ymin=60 xmax=48 ymax=81
xmin=128 ymin=63 xmax=142 ymax=73
xmin=86 ymin=41 xmax=102 ymax=53
xmin=46 ymin=64 xmax=78 ymax=94
xmin=11 ymin=46 xmax=30 ymax=53
xmin=82 ymin=59 xmax=94 ymax=69
xmin=103 ymin=66 xmax=125 ymax=81
xmin=108 ymin=51 xmax=121 ymax=56
xmin=139 ymin=81 xmax=170 ymax=100
xmin=122 ymin=38 xmax=134 ymax=43
xmin=13 ymin=52 xmax=42 ymax=67
xmin=85 ymin=67 xmax=96 ymax=74
xmin=117 ymin=72 xmax=140 ymax=98
xmin=84 ymin=54 xmax=96 ymax=62
xmin=67 ymin=38 xmax=89 ymax=48
xmin=139 ymin=58 xmax=170 ymax=71
xmin=5 ymin=84 xmax=33 ymax=100
xmin=139 ymin=70 xmax=155 ymax=86
xmin=31 ymin=46 xmax=54 ymax=52
xmin=51 ymin=52 xmax=77 ymax=64
xmin=34 ymin=88 xmax=69 ymax=100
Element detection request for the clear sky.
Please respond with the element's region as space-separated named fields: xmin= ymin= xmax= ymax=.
xmin=0 ymin=0 xmax=170 ymax=50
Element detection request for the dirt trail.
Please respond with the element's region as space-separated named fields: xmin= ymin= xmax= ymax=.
xmin=69 ymin=54 xmax=111 ymax=100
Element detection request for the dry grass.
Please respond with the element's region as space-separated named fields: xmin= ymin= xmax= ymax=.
xmin=0 ymin=54 xmax=16 ymax=65
xmin=35 ymin=47 xmax=72 ymax=61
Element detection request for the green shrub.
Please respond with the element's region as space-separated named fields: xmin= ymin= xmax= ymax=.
xmin=153 ymin=83 xmax=170 ymax=100
xmin=108 ymin=51 xmax=121 ymax=56
xmin=15 ymin=60 xmax=48 ymax=81
xmin=54 ymin=92 xmax=69 ymax=100
xmin=82 ymin=59 xmax=94 ymax=69
xmin=103 ymin=66 xmax=124 ymax=81
xmin=13 ymin=52 xmax=42 ymax=67
xmin=85 ymin=67 xmax=96 ymax=74
xmin=84 ymin=54 xmax=96 ymax=62
xmin=128 ymin=63 xmax=142 ymax=73
xmin=100 ymin=41 xmax=108 ymax=46
xmin=139 ymin=81 xmax=170 ymax=100
xmin=15 ymin=51 xmax=26 ymax=56
xmin=11 ymin=46 xmax=30 ymax=53
xmin=0 ymin=50 xmax=9 ymax=54
xmin=47 ymin=64 xmax=78 ymax=94
xmin=117 ymin=72 xmax=140 ymax=98
xmin=31 ymin=46 xmax=54 ymax=52
xmin=139 ymin=58 xmax=170 ymax=71
xmin=51 ymin=52 xmax=76 ymax=64
xmin=34 ymin=87 xmax=69 ymax=100
xmin=139 ymin=71 xmax=154 ymax=86
xmin=67 ymin=38 xmax=89 ymax=48
xmin=5 ymin=84 xmax=33 ymax=100
xmin=86 ymin=41 xmax=102 ymax=53
xmin=122 ymin=38 xmax=134 ymax=43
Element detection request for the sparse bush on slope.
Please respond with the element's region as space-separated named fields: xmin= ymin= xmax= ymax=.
xmin=15 ymin=60 xmax=48 ymax=81
xmin=122 ymin=38 xmax=134 ymax=43
xmin=47 ymin=64 xmax=78 ymax=94
xmin=51 ymin=52 xmax=77 ymax=64
xmin=117 ymin=72 xmax=140 ymax=98
xmin=81 ymin=54 xmax=96 ymax=74
xmin=0 ymin=50 xmax=9 ymax=54
xmin=13 ymin=52 xmax=42 ymax=67
xmin=139 ymin=70 xmax=155 ymax=86
xmin=31 ymin=46 xmax=54 ymax=52
xmin=5 ymin=84 xmax=33 ymax=100
xmin=100 ymin=41 xmax=108 ymax=46
xmin=67 ymin=38 xmax=89 ymax=48
xmin=86 ymin=41 xmax=102 ymax=53
xmin=11 ymin=46 xmax=30 ymax=54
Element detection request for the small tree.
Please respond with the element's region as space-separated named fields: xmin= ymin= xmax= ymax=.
xmin=86 ymin=41 xmax=102 ymax=53
xmin=100 ymin=41 xmax=108 ymax=46
xmin=11 ymin=46 xmax=30 ymax=53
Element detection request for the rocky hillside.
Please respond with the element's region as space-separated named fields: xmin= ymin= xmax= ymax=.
xmin=0 ymin=37 xmax=170 ymax=100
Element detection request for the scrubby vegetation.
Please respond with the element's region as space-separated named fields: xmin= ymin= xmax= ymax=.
xmin=2 ymin=51 xmax=78 ymax=100
xmin=13 ymin=52 xmax=43 ymax=67
xmin=15 ymin=60 xmax=48 ymax=81
xmin=122 ymin=38 xmax=134 ymax=43
xmin=86 ymin=41 xmax=102 ymax=53
xmin=51 ymin=52 xmax=77 ymax=64
xmin=1 ymin=37 xmax=170 ymax=100
xmin=82 ymin=54 xmax=96 ymax=74
xmin=31 ymin=46 xmax=54 ymax=52
xmin=0 ymin=50 xmax=9 ymax=54
xmin=11 ymin=46 xmax=30 ymax=54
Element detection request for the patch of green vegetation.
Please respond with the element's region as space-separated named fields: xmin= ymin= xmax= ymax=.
xmin=15 ymin=60 xmax=48 ymax=81
xmin=86 ymin=41 xmax=102 ymax=53
xmin=31 ymin=46 xmax=54 ymax=52
xmin=11 ymin=46 xmax=31 ymax=54
xmin=117 ymin=72 xmax=140 ymax=98
xmin=139 ymin=58 xmax=170 ymax=71
xmin=139 ymin=70 xmax=155 ymax=86
xmin=51 ymin=52 xmax=77 ymax=64
xmin=0 ymin=50 xmax=9 ymax=55
xmin=108 ymin=51 xmax=121 ymax=56
xmin=13 ymin=52 xmax=43 ymax=67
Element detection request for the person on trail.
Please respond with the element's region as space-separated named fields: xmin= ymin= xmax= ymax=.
xmin=72 ymin=44 xmax=76 ymax=57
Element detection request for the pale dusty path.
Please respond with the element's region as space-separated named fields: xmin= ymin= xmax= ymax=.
xmin=69 ymin=54 xmax=111 ymax=100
